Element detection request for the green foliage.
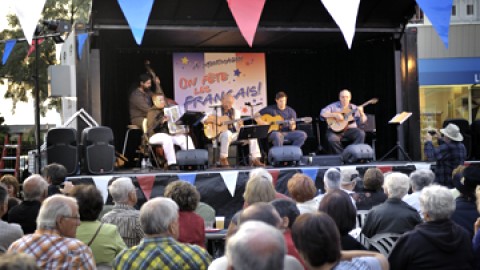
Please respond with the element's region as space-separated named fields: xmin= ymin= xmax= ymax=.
xmin=0 ymin=0 xmax=92 ymax=115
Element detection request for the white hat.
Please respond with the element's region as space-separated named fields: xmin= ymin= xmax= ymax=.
xmin=440 ymin=123 xmax=463 ymax=142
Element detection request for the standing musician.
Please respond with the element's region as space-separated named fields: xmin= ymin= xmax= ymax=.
xmin=204 ymin=93 xmax=264 ymax=167
xmin=320 ymin=89 xmax=367 ymax=154
xmin=257 ymin=91 xmax=307 ymax=147
xmin=146 ymin=94 xmax=195 ymax=170
xmin=129 ymin=74 xmax=153 ymax=128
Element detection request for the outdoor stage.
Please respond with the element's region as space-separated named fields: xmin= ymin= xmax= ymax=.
xmin=66 ymin=160 xmax=437 ymax=225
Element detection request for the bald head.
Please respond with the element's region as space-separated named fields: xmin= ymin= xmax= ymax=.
xmin=23 ymin=174 xmax=48 ymax=201
xmin=239 ymin=202 xmax=282 ymax=228
xmin=221 ymin=93 xmax=235 ymax=110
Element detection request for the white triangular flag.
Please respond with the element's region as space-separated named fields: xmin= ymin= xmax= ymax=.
xmin=220 ymin=171 xmax=239 ymax=197
xmin=14 ymin=0 xmax=47 ymax=45
xmin=321 ymin=0 xmax=360 ymax=49
xmin=91 ymin=176 xmax=112 ymax=203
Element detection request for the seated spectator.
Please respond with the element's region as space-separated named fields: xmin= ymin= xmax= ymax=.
xmin=0 ymin=253 xmax=40 ymax=270
xmin=113 ymin=197 xmax=212 ymax=269
xmin=319 ymin=189 xmax=366 ymax=250
xmin=389 ymin=185 xmax=474 ymax=269
xmin=43 ymin=163 xmax=68 ymax=197
xmin=352 ymin=168 xmax=387 ymax=210
xmin=101 ymin=177 xmax=144 ymax=247
xmin=164 ymin=180 xmax=205 ymax=248
xmin=340 ymin=169 xmax=361 ymax=195
xmin=474 ymin=185 xmax=480 ymax=269
xmin=287 ymin=173 xmax=318 ymax=214
xmin=250 ymin=168 xmax=289 ymax=200
xmin=0 ymin=184 xmax=23 ymax=251
xmin=361 ymin=172 xmax=422 ymax=238
xmin=71 ymin=185 xmax=126 ymax=267
xmin=8 ymin=174 xmax=48 ymax=234
xmin=317 ymin=168 xmax=356 ymax=207
xmin=243 ymin=175 xmax=276 ymax=207
xmin=402 ymin=169 xmax=434 ymax=219
xmin=292 ymin=212 xmax=388 ymax=270
xmin=0 ymin=174 xmax=21 ymax=221
xmin=8 ymin=195 xmax=95 ymax=269
xmin=195 ymin=202 xmax=216 ymax=227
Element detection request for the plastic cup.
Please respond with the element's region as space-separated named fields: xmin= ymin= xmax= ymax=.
xmin=215 ymin=216 xmax=225 ymax=229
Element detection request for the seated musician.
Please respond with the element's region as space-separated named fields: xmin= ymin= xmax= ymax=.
xmin=204 ymin=93 xmax=264 ymax=167
xmin=257 ymin=91 xmax=307 ymax=147
xmin=146 ymin=94 xmax=195 ymax=170
xmin=320 ymin=89 xmax=367 ymax=154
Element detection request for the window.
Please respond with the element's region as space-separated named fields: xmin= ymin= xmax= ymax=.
xmin=467 ymin=4 xmax=474 ymax=15
xmin=452 ymin=5 xmax=456 ymax=16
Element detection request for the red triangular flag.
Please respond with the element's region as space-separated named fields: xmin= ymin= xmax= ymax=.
xmin=136 ymin=175 xmax=155 ymax=200
xmin=26 ymin=38 xmax=45 ymax=57
xmin=227 ymin=0 xmax=266 ymax=47
xmin=269 ymin=169 xmax=280 ymax=187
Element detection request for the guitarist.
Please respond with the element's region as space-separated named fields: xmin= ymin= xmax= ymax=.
xmin=320 ymin=89 xmax=367 ymax=154
xmin=257 ymin=91 xmax=307 ymax=147
xmin=204 ymin=93 xmax=264 ymax=167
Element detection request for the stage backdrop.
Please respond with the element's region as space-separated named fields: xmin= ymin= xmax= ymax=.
xmin=173 ymin=52 xmax=267 ymax=115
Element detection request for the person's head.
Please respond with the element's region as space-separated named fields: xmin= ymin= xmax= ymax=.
xmin=409 ymin=169 xmax=435 ymax=192
xmin=249 ymin=168 xmax=273 ymax=183
xmin=164 ymin=180 xmax=200 ymax=211
xmin=292 ymin=212 xmax=341 ymax=268
xmin=324 ymin=168 xmax=341 ymax=192
xmin=239 ymin=202 xmax=282 ymax=228
xmin=383 ymin=172 xmax=410 ymax=199
xmin=363 ymin=168 xmax=384 ymax=190
xmin=287 ymin=173 xmax=317 ymax=203
xmin=226 ymin=221 xmax=285 ymax=270
xmin=37 ymin=195 xmax=80 ymax=238
xmin=22 ymin=174 xmax=48 ymax=201
xmin=243 ymin=175 xmax=276 ymax=206
xmin=420 ymin=185 xmax=455 ymax=222
xmin=152 ymin=94 xmax=166 ymax=109
xmin=139 ymin=197 xmax=179 ymax=238
xmin=275 ymin=91 xmax=287 ymax=110
xmin=440 ymin=123 xmax=463 ymax=142
xmin=42 ymin=163 xmax=67 ymax=185
xmin=139 ymin=74 xmax=152 ymax=90
xmin=340 ymin=169 xmax=360 ymax=191
xmin=318 ymin=190 xmax=356 ymax=235
xmin=70 ymin=185 xmax=104 ymax=222
xmin=0 ymin=184 xmax=8 ymax=216
xmin=221 ymin=93 xmax=235 ymax=110
xmin=108 ymin=177 xmax=137 ymax=205
xmin=0 ymin=253 xmax=40 ymax=270
xmin=270 ymin=198 xmax=300 ymax=230
xmin=453 ymin=164 xmax=480 ymax=199
xmin=339 ymin=89 xmax=352 ymax=107
xmin=0 ymin=174 xmax=19 ymax=198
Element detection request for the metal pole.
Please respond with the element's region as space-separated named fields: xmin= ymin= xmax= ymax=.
xmin=34 ymin=37 xmax=41 ymax=173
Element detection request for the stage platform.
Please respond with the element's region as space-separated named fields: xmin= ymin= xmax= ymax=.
xmin=66 ymin=161 xmax=438 ymax=225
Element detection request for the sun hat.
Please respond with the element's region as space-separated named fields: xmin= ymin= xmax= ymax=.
xmin=440 ymin=123 xmax=463 ymax=142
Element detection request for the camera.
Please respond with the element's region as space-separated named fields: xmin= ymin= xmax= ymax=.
xmin=427 ymin=130 xmax=437 ymax=135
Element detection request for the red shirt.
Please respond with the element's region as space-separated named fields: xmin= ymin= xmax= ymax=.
xmin=284 ymin=229 xmax=306 ymax=269
xmin=178 ymin=211 xmax=206 ymax=248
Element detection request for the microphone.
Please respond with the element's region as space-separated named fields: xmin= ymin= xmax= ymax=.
xmin=245 ymin=102 xmax=262 ymax=106
xmin=245 ymin=102 xmax=252 ymax=106
xmin=209 ymin=105 xmax=222 ymax=108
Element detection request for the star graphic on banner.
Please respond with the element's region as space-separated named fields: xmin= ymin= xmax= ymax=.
xmin=181 ymin=57 xmax=189 ymax=65
xmin=242 ymin=107 xmax=248 ymax=114
xmin=233 ymin=69 xmax=241 ymax=76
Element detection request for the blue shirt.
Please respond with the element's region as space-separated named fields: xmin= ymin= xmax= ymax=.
xmin=320 ymin=101 xmax=363 ymax=128
xmin=259 ymin=105 xmax=297 ymax=132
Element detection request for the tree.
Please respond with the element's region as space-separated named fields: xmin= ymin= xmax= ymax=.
xmin=0 ymin=0 xmax=92 ymax=115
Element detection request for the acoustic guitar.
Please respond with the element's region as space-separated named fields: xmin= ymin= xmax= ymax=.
xmin=203 ymin=115 xmax=254 ymax=139
xmin=260 ymin=114 xmax=313 ymax=133
xmin=326 ymin=98 xmax=378 ymax=132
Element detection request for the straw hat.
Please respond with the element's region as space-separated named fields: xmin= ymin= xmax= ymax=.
xmin=440 ymin=123 xmax=463 ymax=142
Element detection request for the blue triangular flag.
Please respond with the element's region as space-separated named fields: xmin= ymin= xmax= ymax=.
xmin=301 ymin=168 xmax=319 ymax=183
xmin=76 ymin=33 xmax=88 ymax=59
xmin=179 ymin=173 xmax=196 ymax=186
xmin=117 ymin=0 xmax=155 ymax=45
xmin=416 ymin=0 xmax=453 ymax=48
xmin=2 ymin=39 xmax=17 ymax=65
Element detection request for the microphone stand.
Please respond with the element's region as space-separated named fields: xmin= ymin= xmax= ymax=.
xmin=209 ymin=105 xmax=222 ymax=166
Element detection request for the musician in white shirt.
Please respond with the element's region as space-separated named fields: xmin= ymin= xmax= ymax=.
xmin=204 ymin=93 xmax=264 ymax=167
xmin=320 ymin=89 xmax=367 ymax=154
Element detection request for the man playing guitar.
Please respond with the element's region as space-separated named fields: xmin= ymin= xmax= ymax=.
xmin=320 ymin=89 xmax=368 ymax=154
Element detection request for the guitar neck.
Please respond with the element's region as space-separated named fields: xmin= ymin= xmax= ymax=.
xmin=222 ymin=116 xmax=252 ymax=125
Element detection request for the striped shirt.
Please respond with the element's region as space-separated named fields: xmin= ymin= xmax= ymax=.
xmin=7 ymin=229 xmax=95 ymax=270
xmin=101 ymin=204 xmax=144 ymax=247
xmin=114 ymin=236 xmax=212 ymax=270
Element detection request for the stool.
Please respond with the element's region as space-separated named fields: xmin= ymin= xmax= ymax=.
xmin=122 ymin=126 xmax=143 ymax=168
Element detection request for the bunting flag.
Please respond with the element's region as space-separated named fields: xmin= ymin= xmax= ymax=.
xmin=321 ymin=0 xmax=361 ymax=49
xmin=220 ymin=171 xmax=239 ymax=197
xmin=227 ymin=0 xmax=266 ymax=47
xmin=92 ymin=176 xmax=113 ymax=203
xmin=300 ymin=168 xmax=319 ymax=183
xmin=2 ymin=40 xmax=17 ymax=65
xmin=117 ymin=0 xmax=155 ymax=45
xmin=136 ymin=175 xmax=156 ymax=200
xmin=269 ymin=169 xmax=280 ymax=187
xmin=77 ymin=33 xmax=89 ymax=59
xmin=26 ymin=38 xmax=45 ymax=58
xmin=14 ymin=0 xmax=47 ymax=45
xmin=416 ymin=0 xmax=453 ymax=48
xmin=179 ymin=173 xmax=197 ymax=186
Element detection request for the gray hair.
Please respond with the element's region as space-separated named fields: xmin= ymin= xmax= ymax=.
xmin=420 ymin=185 xmax=455 ymax=221
xmin=409 ymin=169 xmax=435 ymax=192
xmin=226 ymin=221 xmax=285 ymax=270
xmin=109 ymin=177 xmax=135 ymax=203
xmin=23 ymin=174 xmax=48 ymax=201
xmin=140 ymin=197 xmax=179 ymax=235
xmin=37 ymin=195 xmax=76 ymax=229
xmin=249 ymin=168 xmax=273 ymax=183
xmin=324 ymin=168 xmax=341 ymax=190
xmin=384 ymin=172 xmax=410 ymax=199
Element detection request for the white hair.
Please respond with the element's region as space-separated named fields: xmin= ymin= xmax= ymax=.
xmin=409 ymin=169 xmax=435 ymax=192
xmin=324 ymin=168 xmax=341 ymax=190
xmin=37 ymin=195 xmax=76 ymax=229
xmin=420 ymin=185 xmax=455 ymax=221
xmin=226 ymin=221 xmax=285 ymax=270
xmin=140 ymin=197 xmax=179 ymax=235
xmin=384 ymin=172 xmax=410 ymax=199
xmin=109 ymin=177 xmax=136 ymax=203
xmin=23 ymin=174 xmax=48 ymax=201
xmin=249 ymin=168 xmax=273 ymax=183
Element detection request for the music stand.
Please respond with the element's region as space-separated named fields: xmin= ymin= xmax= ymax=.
xmin=237 ymin=125 xmax=270 ymax=141
xmin=379 ymin=112 xmax=412 ymax=161
xmin=176 ymin=111 xmax=205 ymax=150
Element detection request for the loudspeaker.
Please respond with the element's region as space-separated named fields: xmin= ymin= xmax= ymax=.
xmin=342 ymin=144 xmax=374 ymax=164
xmin=268 ymin=146 xmax=303 ymax=167
xmin=82 ymin=126 xmax=115 ymax=174
xmin=300 ymin=155 xmax=343 ymax=166
xmin=46 ymin=127 xmax=78 ymax=175
xmin=176 ymin=149 xmax=209 ymax=170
